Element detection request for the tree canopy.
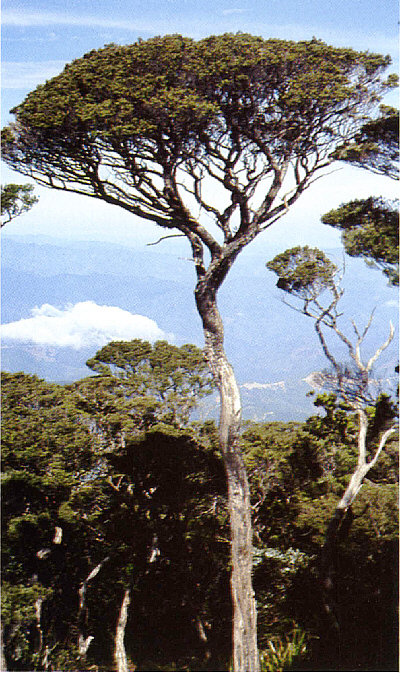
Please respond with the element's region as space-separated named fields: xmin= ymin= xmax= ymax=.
xmin=1 ymin=34 xmax=396 ymax=251
xmin=265 ymin=245 xmax=338 ymax=298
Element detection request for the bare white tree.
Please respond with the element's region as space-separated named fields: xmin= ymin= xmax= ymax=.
xmin=267 ymin=246 xmax=398 ymax=628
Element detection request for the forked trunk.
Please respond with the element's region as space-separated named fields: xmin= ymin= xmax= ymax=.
xmin=198 ymin=289 xmax=259 ymax=671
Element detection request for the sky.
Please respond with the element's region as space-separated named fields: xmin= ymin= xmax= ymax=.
xmin=1 ymin=0 xmax=398 ymax=251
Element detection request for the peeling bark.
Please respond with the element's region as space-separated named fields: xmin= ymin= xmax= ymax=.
xmin=196 ymin=284 xmax=259 ymax=672
xmin=77 ymin=557 xmax=109 ymax=659
xmin=114 ymin=588 xmax=131 ymax=673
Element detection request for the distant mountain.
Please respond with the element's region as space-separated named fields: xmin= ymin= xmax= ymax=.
xmin=2 ymin=235 xmax=398 ymax=421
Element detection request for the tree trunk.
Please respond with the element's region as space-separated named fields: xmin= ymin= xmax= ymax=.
xmin=114 ymin=589 xmax=130 ymax=672
xmin=320 ymin=412 xmax=397 ymax=638
xmin=197 ymin=287 xmax=259 ymax=672
xmin=1 ymin=624 xmax=7 ymax=672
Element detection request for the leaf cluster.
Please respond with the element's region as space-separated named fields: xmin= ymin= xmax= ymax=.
xmin=266 ymin=245 xmax=337 ymax=298
xmin=322 ymin=196 xmax=399 ymax=285
xmin=1 ymin=183 xmax=38 ymax=227
xmin=331 ymin=105 xmax=399 ymax=178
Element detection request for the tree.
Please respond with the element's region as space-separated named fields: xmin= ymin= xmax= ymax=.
xmin=321 ymin=196 xmax=399 ymax=285
xmin=2 ymin=33 xmax=396 ymax=669
xmin=83 ymin=339 xmax=215 ymax=429
xmin=266 ymin=246 xmax=398 ymax=646
xmin=1 ymin=183 xmax=38 ymax=227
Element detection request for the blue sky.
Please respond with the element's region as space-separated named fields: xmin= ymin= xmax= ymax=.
xmin=1 ymin=0 xmax=398 ymax=249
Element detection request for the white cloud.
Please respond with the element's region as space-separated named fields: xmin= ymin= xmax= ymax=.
xmin=222 ymin=9 xmax=246 ymax=15
xmin=1 ymin=10 xmax=156 ymax=32
xmin=1 ymin=301 xmax=171 ymax=350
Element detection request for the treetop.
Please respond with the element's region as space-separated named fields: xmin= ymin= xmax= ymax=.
xmin=1 ymin=33 xmax=396 ymax=278
xmin=266 ymin=246 xmax=338 ymax=298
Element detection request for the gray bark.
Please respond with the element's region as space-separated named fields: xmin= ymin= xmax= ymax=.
xmin=114 ymin=589 xmax=131 ymax=673
xmin=196 ymin=287 xmax=259 ymax=672
xmin=1 ymin=624 xmax=7 ymax=672
xmin=78 ymin=557 xmax=109 ymax=660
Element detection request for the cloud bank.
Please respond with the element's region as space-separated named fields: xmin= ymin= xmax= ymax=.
xmin=2 ymin=301 xmax=171 ymax=350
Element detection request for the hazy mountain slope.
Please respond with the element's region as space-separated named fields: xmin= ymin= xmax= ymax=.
xmin=2 ymin=235 xmax=397 ymax=420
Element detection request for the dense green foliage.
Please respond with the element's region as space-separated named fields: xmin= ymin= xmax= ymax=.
xmin=265 ymin=246 xmax=337 ymax=297
xmin=1 ymin=33 xmax=396 ymax=244
xmin=1 ymin=184 xmax=38 ymax=227
xmin=2 ymin=349 xmax=398 ymax=671
xmin=83 ymin=339 xmax=215 ymax=428
xmin=321 ymin=197 xmax=399 ymax=285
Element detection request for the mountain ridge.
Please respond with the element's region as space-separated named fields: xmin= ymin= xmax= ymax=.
xmin=2 ymin=235 xmax=397 ymax=421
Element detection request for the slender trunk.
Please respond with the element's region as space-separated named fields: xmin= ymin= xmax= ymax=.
xmin=77 ymin=557 xmax=109 ymax=660
xmin=321 ymin=411 xmax=397 ymax=633
xmin=114 ymin=588 xmax=130 ymax=672
xmin=1 ymin=624 xmax=7 ymax=672
xmin=196 ymin=286 xmax=259 ymax=672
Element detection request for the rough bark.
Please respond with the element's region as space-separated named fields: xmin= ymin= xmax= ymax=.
xmin=196 ymin=284 xmax=259 ymax=672
xmin=114 ymin=588 xmax=131 ymax=672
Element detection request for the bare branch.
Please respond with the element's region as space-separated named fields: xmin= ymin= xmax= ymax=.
xmin=367 ymin=425 xmax=398 ymax=469
xmin=147 ymin=234 xmax=186 ymax=246
xmin=366 ymin=321 xmax=395 ymax=372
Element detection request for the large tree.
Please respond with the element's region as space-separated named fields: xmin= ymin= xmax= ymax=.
xmin=1 ymin=33 xmax=396 ymax=670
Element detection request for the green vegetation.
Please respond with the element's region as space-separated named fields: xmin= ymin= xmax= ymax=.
xmin=322 ymin=197 xmax=399 ymax=285
xmin=2 ymin=337 xmax=398 ymax=671
xmin=1 ymin=183 xmax=38 ymax=227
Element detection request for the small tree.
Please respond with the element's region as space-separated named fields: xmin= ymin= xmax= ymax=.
xmin=266 ymin=246 xmax=398 ymax=631
xmin=321 ymin=197 xmax=399 ymax=286
xmin=1 ymin=183 xmax=38 ymax=227
xmin=2 ymin=34 xmax=396 ymax=669
xmin=85 ymin=339 xmax=215 ymax=427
